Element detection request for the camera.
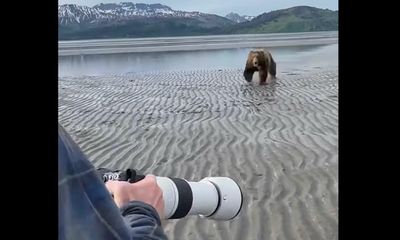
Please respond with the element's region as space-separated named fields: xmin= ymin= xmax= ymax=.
xmin=99 ymin=168 xmax=243 ymax=220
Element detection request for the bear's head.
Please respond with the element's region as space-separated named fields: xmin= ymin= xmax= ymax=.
xmin=248 ymin=50 xmax=266 ymax=69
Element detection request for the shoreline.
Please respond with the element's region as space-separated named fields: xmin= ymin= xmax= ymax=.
xmin=58 ymin=31 xmax=338 ymax=56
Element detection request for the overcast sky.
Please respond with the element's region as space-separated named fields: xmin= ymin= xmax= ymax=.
xmin=58 ymin=0 xmax=338 ymax=16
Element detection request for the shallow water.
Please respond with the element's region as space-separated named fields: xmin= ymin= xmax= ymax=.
xmin=58 ymin=43 xmax=338 ymax=77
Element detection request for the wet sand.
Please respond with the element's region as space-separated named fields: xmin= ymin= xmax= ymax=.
xmin=59 ymin=67 xmax=338 ymax=240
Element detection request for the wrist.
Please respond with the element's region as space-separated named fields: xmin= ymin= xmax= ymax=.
xmin=120 ymin=200 xmax=163 ymax=222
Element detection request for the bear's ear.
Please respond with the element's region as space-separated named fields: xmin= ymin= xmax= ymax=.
xmin=247 ymin=51 xmax=255 ymax=59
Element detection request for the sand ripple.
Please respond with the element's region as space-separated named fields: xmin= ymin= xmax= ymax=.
xmin=59 ymin=68 xmax=338 ymax=240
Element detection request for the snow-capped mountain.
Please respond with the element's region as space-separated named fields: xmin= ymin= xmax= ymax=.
xmin=59 ymin=4 xmax=337 ymax=40
xmin=225 ymin=12 xmax=255 ymax=23
xmin=94 ymin=2 xmax=202 ymax=18
xmin=58 ymin=2 xmax=209 ymax=26
xmin=58 ymin=4 xmax=115 ymax=25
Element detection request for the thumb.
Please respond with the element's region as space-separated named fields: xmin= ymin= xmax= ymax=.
xmin=105 ymin=181 xmax=130 ymax=208
xmin=105 ymin=180 xmax=121 ymax=199
xmin=105 ymin=180 xmax=118 ymax=193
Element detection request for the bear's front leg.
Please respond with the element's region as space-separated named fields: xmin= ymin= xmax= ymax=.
xmin=243 ymin=69 xmax=255 ymax=82
xmin=259 ymin=70 xmax=268 ymax=85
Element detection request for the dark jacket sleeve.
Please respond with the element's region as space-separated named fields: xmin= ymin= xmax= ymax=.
xmin=120 ymin=201 xmax=168 ymax=240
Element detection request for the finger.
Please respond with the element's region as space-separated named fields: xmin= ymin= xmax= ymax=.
xmin=105 ymin=180 xmax=123 ymax=198
xmin=105 ymin=180 xmax=118 ymax=192
xmin=156 ymin=192 xmax=165 ymax=218
xmin=105 ymin=181 xmax=130 ymax=207
xmin=146 ymin=174 xmax=156 ymax=179
xmin=145 ymin=174 xmax=157 ymax=184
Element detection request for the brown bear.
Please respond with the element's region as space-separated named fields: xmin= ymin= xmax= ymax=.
xmin=243 ymin=49 xmax=276 ymax=85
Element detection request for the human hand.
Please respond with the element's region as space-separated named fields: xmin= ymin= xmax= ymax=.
xmin=105 ymin=175 xmax=164 ymax=218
